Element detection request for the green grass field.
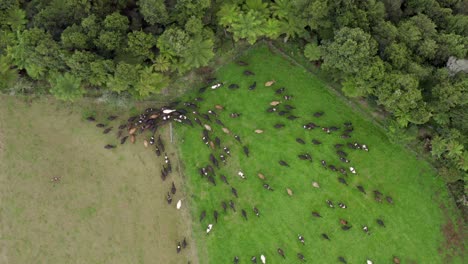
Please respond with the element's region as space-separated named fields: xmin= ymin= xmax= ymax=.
xmin=0 ymin=96 xmax=198 ymax=264
xmin=175 ymin=45 xmax=462 ymax=263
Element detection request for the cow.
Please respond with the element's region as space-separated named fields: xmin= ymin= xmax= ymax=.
xmin=104 ymin=144 xmax=116 ymax=149
xmin=249 ymin=82 xmax=257 ymax=90
xmin=171 ymin=182 xmax=176 ymax=194
xmin=312 ymin=139 xmax=321 ymax=145
xmin=338 ymin=256 xmax=347 ymax=263
xmin=275 ymin=87 xmax=285 ymax=94
xmin=220 ymin=175 xmax=229 ymax=185
xmin=357 ymin=185 xmax=366 ymax=194
xmin=322 ymin=233 xmax=330 ymax=240
xmin=277 ymin=248 xmax=285 ymax=258
xmin=166 ymin=192 xmax=172 ymax=204
xmin=253 ymin=207 xmax=260 ymax=217
xmin=200 ymin=211 xmax=206 ymax=222
xmin=297 ymin=253 xmax=305 ymax=262
xmin=214 ymin=210 xmax=218 ymax=223
xmin=231 ymin=187 xmax=238 ymax=198
xmin=176 ymin=242 xmax=181 ymax=253
xmin=229 ymin=200 xmax=236 ymax=212
xmin=121 ymin=136 xmax=128 ymax=144
xmin=243 ymin=146 xmax=249 ymax=157
xmin=228 ymin=84 xmax=239 ymax=89
xmin=326 ymin=200 xmax=334 ymax=208
xmin=221 ymin=201 xmax=227 ymax=212
xmin=244 ymin=70 xmax=255 ymax=76
xmin=296 ymin=138 xmax=305 ymax=144
xmin=279 ymin=160 xmax=289 ymax=167
xmin=287 ymin=115 xmax=299 ymax=120
xmin=376 ymin=219 xmax=385 ymax=227
xmin=298 ymin=234 xmax=305 ymax=245
xmin=241 ymin=209 xmax=248 ymax=220
xmin=206 ymin=224 xmax=213 ymax=234
xmin=312 ymin=212 xmax=322 ymax=218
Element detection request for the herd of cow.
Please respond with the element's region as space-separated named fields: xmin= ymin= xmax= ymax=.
xmin=87 ymin=60 xmax=401 ymax=263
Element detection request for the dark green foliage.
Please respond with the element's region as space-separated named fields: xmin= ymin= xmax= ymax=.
xmin=0 ymin=0 xmax=466 ymax=178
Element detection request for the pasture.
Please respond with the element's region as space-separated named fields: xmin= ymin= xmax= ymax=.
xmin=0 ymin=96 xmax=197 ymax=264
xmin=174 ymin=45 xmax=462 ymax=263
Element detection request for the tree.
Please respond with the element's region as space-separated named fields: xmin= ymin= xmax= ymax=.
xmin=152 ymin=55 xmax=171 ymax=73
xmin=106 ymin=62 xmax=141 ymax=93
xmin=322 ymin=27 xmax=378 ymax=77
xmin=137 ymin=0 xmax=169 ymax=26
xmin=125 ymin=30 xmax=156 ymax=59
xmin=61 ymin=24 xmax=90 ymax=50
xmin=0 ymin=55 xmax=17 ymax=91
xmin=157 ymin=27 xmax=190 ymax=60
xmin=133 ymin=67 xmax=169 ymax=98
xmin=180 ymin=36 xmax=214 ymax=71
xmin=173 ymin=0 xmax=211 ymax=23
xmin=304 ymin=43 xmax=321 ymax=61
xmin=230 ymin=10 xmax=265 ymax=44
xmin=217 ymin=4 xmax=240 ymax=29
xmin=49 ymin=72 xmax=84 ymax=101
xmin=5 ymin=7 xmax=27 ymax=31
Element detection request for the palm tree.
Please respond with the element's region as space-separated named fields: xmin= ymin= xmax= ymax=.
xmin=181 ymin=37 xmax=214 ymax=70
xmin=48 ymin=72 xmax=84 ymax=101
xmin=230 ymin=10 xmax=264 ymax=44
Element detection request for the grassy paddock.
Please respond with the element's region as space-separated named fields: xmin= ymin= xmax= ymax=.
xmin=175 ymin=45 xmax=461 ymax=263
xmin=0 ymin=96 xmax=197 ymax=264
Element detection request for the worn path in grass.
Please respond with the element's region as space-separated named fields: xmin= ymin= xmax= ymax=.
xmin=175 ymin=45 xmax=462 ymax=263
xmin=0 ymin=96 xmax=197 ymax=264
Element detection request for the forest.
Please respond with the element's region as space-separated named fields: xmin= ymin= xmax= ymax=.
xmin=0 ymin=0 xmax=466 ymax=203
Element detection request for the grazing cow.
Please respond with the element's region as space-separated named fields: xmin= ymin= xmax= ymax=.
xmin=234 ymin=256 xmax=239 ymax=264
xmin=363 ymin=225 xmax=369 ymax=234
xmin=149 ymin=136 xmax=155 ymax=145
xmin=244 ymin=70 xmax=255 ymax=76
xmin=215 ymin=119 xmax=225 ymax=126
xmin=393 ymin=256 xmax=401 ymax=264
xmin=330 ymin=126 xmax=339 ymax=131
xmin=277 ymin=248 xmax=285 ymax=258
xmin=257 ymin=173 xmax=266 ymax=180
xmin=230 ymin=113 xmax=241 ymax=118
xmin=107 ymin=115 xmax=117 ymax=121
xmin=329 ymin=165 xmax=337 ymax=171
xmin=312 ymin=139 xmax=321 ymax=145
xmin=223 ymin=147 xmax=231 ymax=156
xmin=243 ymin=146 xmax=249 ymax=157
xmin=342 ymin=225 xmax=352 ymax=231
xmin=171 ymin=182 xmax=176 ymax=194
xmin=254 ymin=129 xmax=264 ymax=134
xmin=249 ymin=82 xmax=257 ymax=90
xmin=279 ymin=160 xmax=289 ymax=167
xmin=376 ymin=219 xmax=385 ymax=227
xmin=211 ymin=82 xmax=223 ymax=89
xmin=367 ymin=259 xmax=373 ymax=264
xmin=386 ymin=196 xmax=394 ymax=204
xmin=86 ymin=116 xmax=95 ymax=121
xmin=338 ymin=256 xmax=347 ymax=263
xmin=266 ymin=107 xmax=277 ymax=113
xmin=210 ymin=154 xmax=219 ymax=168
xmin=158 ymin=136 xmax=165 ymax=152
xmin=321 ymin=160 xmax=327 ymax=167
xmin=206 ymin=224 xmax=213 ymax=234
xmin=296 ymin=138 xmax=305 ymax=144
xmin=201 ymin=114 xmax=211 ymax=121
xmin=284 ymin=104 xmax=295 ymax=110
xmin=194 ymin=117 xmax=202 ymax=126
xmin=260 ymin=255 xmax=266 ymax=264
xmin=274 ymin=124 xmax=285 ymax=128
xmin=221 ymin=201 xmax=227 ymax=212
xmin=322 ymin=233 xmax=330 ymax=240
xmin=362 ymin=144 xmax=369 ymax=151
xmin=200 ymin=211 xmax=206 ymax=222
xmin=341 ymin=133 xmax=351 ymax=139
xmin=207 ymin=175 xmax=216 ymax=186
xmin=338 ymin=203 xmax=347 ymax=209
xmin=263 ymin=184 xmax=274 ymax=191
xmin=340 ymin=157 xmax=350 ymax=163
xmin=214 ymin=210 xmax=218 ymax=223
xmin=234 ymin=135 xmax=242 ymax=143
xmin=313 ymin=111 xmax=324 ymax=117
xmin=96 ymin=123 xmax=106 ymax=128
xmin=118 ymin=124 xmax=127 ymax=129
xmin=297 ymin=253 xmax=305 ymax=262
xmin=312 ymin=212 xmax=322 ymax=218
xmin=166 ymin=193 xmax=172 ymax=204
xmin=284 ymin=95 xmax=292 ymax=100
xmin=265 ymin=80 xmax=275 ymax=86
xmin=338 ymin=177 xmax=348 ymax=185
xmin=121 ymin=136 xmax=128 ymax=144
xmin=374 ymin=190 xmax=383 ymax=202
xmin=228 ymin=84 xmax=239 ymax=89
xmin=215 ymin=104 xmax=223 ymax=110
xmin=298 ymin=154 xmax=312 ymax=161
xmin=177 ymin=242 xmax=181 ymax=253
xmin=182 ymin=238 xmax=187 ymax=248
xmin=278 ymin=111 xmax=288 ymax=116
xmin=298 ymin=234 xmax=305 ymax=245
xmin=229 ymin=200 xmax=236 ymax=212
xmin=220 ymin=154 xmax=226 ymax=163
xmin=312 ymin=182 xmax=320 ymax=188
xmin=104 ymin=144 xmax=116 ymax=149
xmin=237 ymin=61 xmax=248 ymax=66
xmin=204 ymin=124 xmax=212 ymax=131
xmin=241 ymin=209 xmax=247 ymax=220
xmin=176 ymin=200 xmax=182 ymax=209
xmin=339 ymin=167 xmax=346 ymax=175
xmin=349 ymin=167 xmax=356 ymax=174
xmin=335 ymin=144 xmax=344 ymax=149
xmin=161 ymin=170 xmax=167 ymax=181
xmin=340 ymin=219 xmax=348 ymax=225
xmin=287 ymin=115 xmax=299 ymax=120
xmin=231 ymin=187 xmax=238 ymax=198
xmin=276 ymin=87 xmax=285 ymax=94
xmin=215 ymin=137 xmax=221 ymax=148
xmin=286 ymin=188 xmax=293 ymax=196
xmin=270 ymin=101 xmax=281 ymax=106
xmin=251 ymin=256 xmax=257 ymax=263
xmin=103 ymin=127 xmax=112 ymax=134
xmin=337 ymin=150 xmax=348 ymax=157
xmin=322 ymin=127 xmax=331 ymax=133
xmin=238 ymin=171 xmax=246 ymax=180
xmin=326 ymin=200 xmax=334 ymax=208
xmin=143 ymin=140 xmax=149 ymax=148
xmin=253 ymin=207 xmax=260 ymax=217
xmin=220 ymin=175 xmax=229 ymax=185
xmin=357 ymin=185 xmax=366 ymax=194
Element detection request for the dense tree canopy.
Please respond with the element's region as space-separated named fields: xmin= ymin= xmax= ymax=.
xmin=0 ymin=0 xmax=466 ymax=178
